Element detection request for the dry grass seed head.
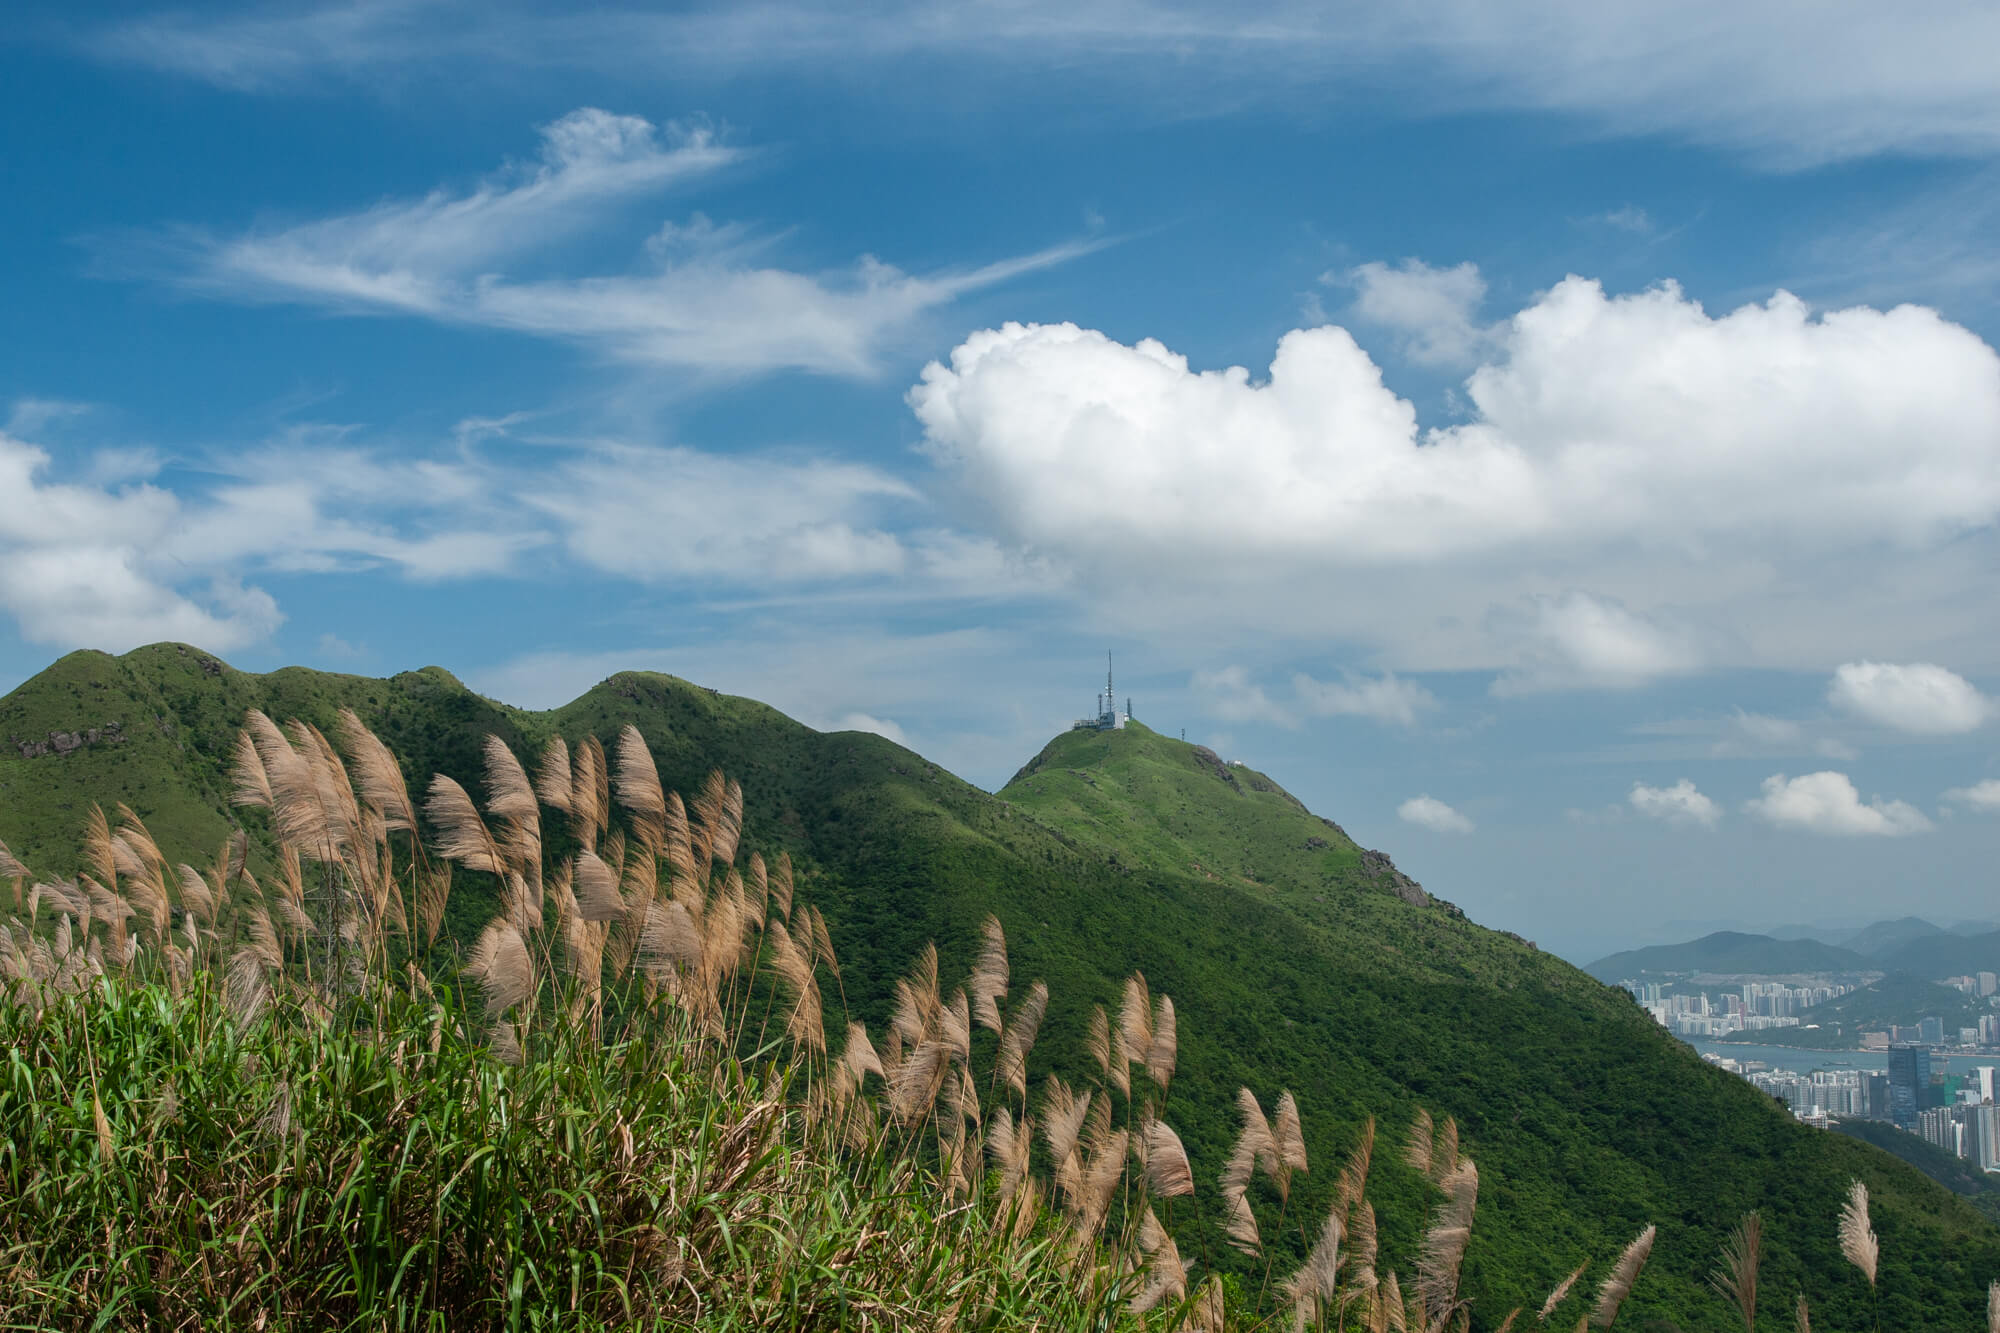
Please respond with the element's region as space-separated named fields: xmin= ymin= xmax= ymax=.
xmin=1131 ymin=1208 xmax=1187 ymax=1313
xmin=842 ymin=1022 xmax=884 ymax=1085
xmin=1406 ymin=1107 xmax=1434 ymax=1174
xmin=1349 ymin=1200 xmax=1380 ymax=1294
xmin=464 ymin=918 xmax=535 ymax=1018
xmin=1710 ymin=1210 xmax=1761 ymax=1332
xmin=1838 ymin=1180 xmax=1877 ymax=1287
xmin=1075 ymin=1129 xmax=1129 ymax=1237
xmin=1431 ymin=1115 xmax=1460 ymax=1182
xmin=1143 ymin=1120 xmax=1195 ymax=1198
xmin=889 ymin=1039 xmax=951 ymax=1127
xmin=1118 ymin=972 xmax=1152 ymax=1067
xmin=1415 ymin=1158 xmax=1479 ymax=1319
xmin=970 ymin=913 xmax=1009 ymax=1032
xmin=1540 ymin=1262 xmax=1587 ymax=1320
xmin=572 ymin=850 xmax=624 ymax=922
xmin=534 ymin=735 xmax=573 ymax=812
xmin=1590 ymin=1224 xmax=1656 ymax=1329
xmin=1338 ymin=1116 xmax=1377 ymax=1216
xmin=1275 ymin=1089 xmax=1309 ymax=1178
xmin=425 ymin=775 xmax=503 ymax=875
xmin=1796 ymin=1291 xmax=1811 ymax=1333
xmin=1223 ymin=1186 xmax=1262 ymax=1256
xmin=1146 ymin=994 xmax=1177 ymax=1090
xmin=998 ymin=980 xmax=1049 ymax=1100
xmin=612 ymin=725 xmax=668 ymax=856
xmin=338 ymin=710 xmax=416 ymax=832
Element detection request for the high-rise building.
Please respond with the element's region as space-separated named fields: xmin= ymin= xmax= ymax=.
xmin=1865 ymin=1074 xmax=1890 ymax=1120
xmin=1889 ymin=1045 xmax=1933 ymax=1131
xmin=1981 ymin=971 xmax=1998 ymax=998
xmin=1921 ymin=1016 xmax=1947 ymax=1045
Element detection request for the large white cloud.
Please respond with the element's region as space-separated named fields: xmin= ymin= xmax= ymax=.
xmin=1745 ymin=771 xmax=1933 ymax=837
xmin=911 ymin=278 xmax=2000 ymax=678
xmin=1629 ymin=779 xmax=1720 ymax=829
xmin=1827 ymin=661 xmax=1991 ymax=734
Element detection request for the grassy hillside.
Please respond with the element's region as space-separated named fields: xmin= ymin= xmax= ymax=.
xmin=1586 ymin=932 xmax=1871 ymax=982
xmin=5 ymin=645 xmax=2000 ymax=1329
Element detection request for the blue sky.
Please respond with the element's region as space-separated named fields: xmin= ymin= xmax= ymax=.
xmin=6 ymin=1 xmax=2000 ymax=961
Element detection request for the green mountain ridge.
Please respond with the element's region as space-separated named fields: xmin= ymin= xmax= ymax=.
xmin=6 ymin=644 xmax=2000 ymax=1329
xmin=1586 ymin=931 xmax=1874 ymax=982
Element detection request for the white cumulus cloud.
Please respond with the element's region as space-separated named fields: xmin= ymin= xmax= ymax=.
xmin=1398 ymin=794 xmax=1474 ymax=834
xmin=1629 ymin=779 xmax=1720 ymax=829
xmin=1944 ymin=778 xmax=2000 ymax=812
xmin=1343 ymin=258 xmax=1493 ymax=367
xmin=912 ymin=277 xmax=2000 ymax=682
xmin=1827 ymin=661 xmax=1991 ymax=734
xmin=1745 ymin=771 xmax=1933 ymax=837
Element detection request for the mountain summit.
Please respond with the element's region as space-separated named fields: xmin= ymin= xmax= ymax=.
xmin=3 ymin=644 xmax=1997 ymax=1326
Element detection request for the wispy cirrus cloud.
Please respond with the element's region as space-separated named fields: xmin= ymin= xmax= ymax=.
xmin=85 ymin=2 xmax=2000 ymax=166
xmin=136 ymin=107 xmax=1096 ymax=378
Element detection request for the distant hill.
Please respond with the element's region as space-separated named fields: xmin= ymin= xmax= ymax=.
xmin=1879 ymin=929 xmax=2000 ymax=980
xmin=1712 ymin=977 xmax=1988 ymax=1048
xmin=1841 ymin=916 xmax=1949 ymax=959
xmin=4 ymin=644 xmax=1998 ymax=1328
xmin=1586 ymin=931 xmax=1871 ymax=981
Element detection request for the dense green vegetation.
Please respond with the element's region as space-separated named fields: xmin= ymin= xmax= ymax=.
xmin=5 ymin=644 xmax=2000 ymax=1329
xmin=1584 ymin=933 xmax=1870 ymax=983
xmin=1836 ymin=1120 xmax=2000 ymax=1228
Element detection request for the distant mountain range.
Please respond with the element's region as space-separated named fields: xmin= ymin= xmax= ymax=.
xmin=1590 ymin=918 xmax=2000 ymax=982
xmin=1586 ymin=931 xmax=1872 ymax=982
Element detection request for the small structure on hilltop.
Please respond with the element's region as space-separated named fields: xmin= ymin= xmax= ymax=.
xmin=1072 ymin=653 xmax=1132 ymax=731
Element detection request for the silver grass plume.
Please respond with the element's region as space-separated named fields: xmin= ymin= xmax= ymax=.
xmin=1406 ymin=1107 xmax=1434 ymax=1175
xmin=1710 ymin=1211 xmax=1761 ymax=1333
xmin=1143 ymin=1120 xmax=1195 ymax=1198
xmin=1147 ymin=994 xmax=1177 ymax=1090
xmin=1590 ymin=1224 xmax=1656 ymax=1329
xmin=997 ymin=979 xmax=1048 ymax=1100
xmin=337 ymin=709 xmax=415 ymax=833
xmin=1416 ymin=1158 xmax=1479 ymax=1317
xmin=1131 ymin=1208 xmax=1187 ymax=1314
xmin=1540 ymin=1263 xmax=1587 ymax=1320
xmin=1118 ymin=972 xmax=1153 ymax=1073
xmin=969 ymin=913 xmax=1009 ymax=1032
xmin=1838 ymin=1180 xmax=1878 ymax=1287
xmin=612 ymin=725 xmax=667 ymax=854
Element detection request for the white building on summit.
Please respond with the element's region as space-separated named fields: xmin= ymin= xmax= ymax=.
xmin=1072 ymin=655 xmax=1131 ymax=732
